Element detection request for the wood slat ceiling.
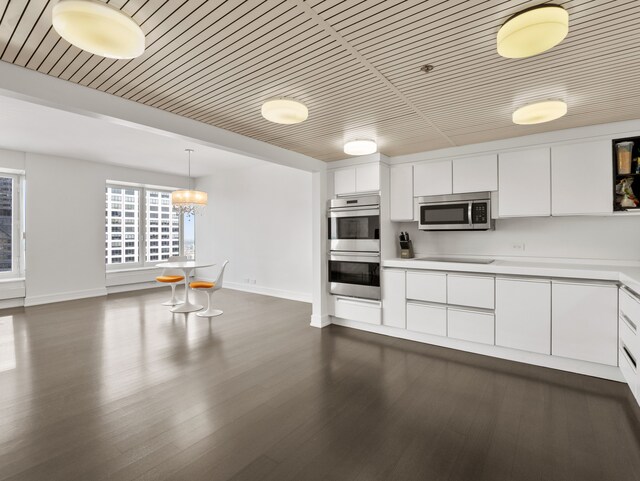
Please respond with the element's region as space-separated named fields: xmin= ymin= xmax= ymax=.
xmin=1 ymin=0 xmax=639 ymax=162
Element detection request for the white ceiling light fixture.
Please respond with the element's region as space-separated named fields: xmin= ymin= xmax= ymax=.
xmin=512 ymin=100 xmax=567 ymax=125
xmin=52 ymin=0 xmax=145 ymax=59
xmin=497 ymin=4 xmax=569 ymax=59
xmin=261 ymin=98 xmax=308 ymax=124
xmin=172 ymin=149 xmax=208 ymax=215
xmin=344 ymin=139 xmax=378 ymax=156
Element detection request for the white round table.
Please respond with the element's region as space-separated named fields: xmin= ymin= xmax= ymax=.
xmin=156 ymin=260 xmax=215 ymax=313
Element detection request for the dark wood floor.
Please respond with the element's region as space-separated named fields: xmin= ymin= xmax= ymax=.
xmin=0 ymin=288 xmax=639 ymax=481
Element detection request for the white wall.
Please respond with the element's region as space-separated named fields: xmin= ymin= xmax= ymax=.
xmin=396 ymin=215 xmax=640 ymax=262
xmin=0 ymin=149 xmax=189 ymax=305
xmin=195 ymin=163 xmax=312 ymax=302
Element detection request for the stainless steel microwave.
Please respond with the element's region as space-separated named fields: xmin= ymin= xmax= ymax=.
xmin=418 ymin=192 xmax=493 ymax=231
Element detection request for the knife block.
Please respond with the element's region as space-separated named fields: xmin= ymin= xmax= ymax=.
xmin=400 ymin=241 xmax=414 ymax=259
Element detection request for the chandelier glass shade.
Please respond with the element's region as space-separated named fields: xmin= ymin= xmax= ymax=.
xmin=172 ymin=149 xmax=207 ymax=215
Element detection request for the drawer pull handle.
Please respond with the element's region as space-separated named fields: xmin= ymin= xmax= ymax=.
xmin=621 ymin=285 xmax=640 ymax=303
xmin=621 ymin=312 xmax=638 ymax=332
xmin=336 ymin=297 xmax=381 ymax=308
xmin=622 ymin=344 xmax=637 ymax=369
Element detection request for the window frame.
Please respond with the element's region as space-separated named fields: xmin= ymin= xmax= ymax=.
xmin=105 ymin=183 xmax=190 ymax=271
xmin=0 ymin=172 xmax=25 ymax=280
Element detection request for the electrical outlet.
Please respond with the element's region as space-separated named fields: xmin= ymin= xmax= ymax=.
xmin=243 ymin=278 xmax=251 ymax=283
xmin=250 ymin=279 xmax=257 ymax=285
xmin=511 ymin=242 xmax=525 ymax=252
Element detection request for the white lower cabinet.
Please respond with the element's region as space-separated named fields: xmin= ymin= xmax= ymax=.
xmin=406 ymin=302 xmax=447 ymax=336
xmin=551 ymin=281 xmax=618 ymax=366
xmin=447 ymin=307 xmax=495 ymax=345
xmin=495 ymin=277 xmax=551 ymax=354
xmin=333 ymin=296 xmax=382 ymax=325
xmin=382 ymin=269 xmax=406 ymax=328
xmin=447 ymin=274 xmax=495 ymax=309
xmin=406 ymin=271 xmax=447 ymax=304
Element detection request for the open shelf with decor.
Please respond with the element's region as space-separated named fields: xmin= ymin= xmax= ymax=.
xmin=612 ymin=136 xmax=640 ymax=211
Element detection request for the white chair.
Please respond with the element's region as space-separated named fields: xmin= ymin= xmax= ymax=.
xmin=156 ymin=255 xmax=187 ymax=306
xmin=190 ymin=260 xmax=229 ymax=317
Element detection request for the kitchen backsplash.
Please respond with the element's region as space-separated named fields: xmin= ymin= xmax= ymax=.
xmin=396 ymin=215 xmax=640 ymax=261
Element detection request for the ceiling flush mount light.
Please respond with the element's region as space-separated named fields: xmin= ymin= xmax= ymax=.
xmin=497 ymin=4 xmax=568 ymax=58
xmin=172 ymin=149 xmax=207 ymax=215
xmin=344 ymin=139 xmax=378 ymax=156
xmin=52 ymin=0 xmax=145 ymax=59
xmin=261 ymin=98 xmax=308 ymax=124
xmin=512 ymin=100 xmax=567 ymax=125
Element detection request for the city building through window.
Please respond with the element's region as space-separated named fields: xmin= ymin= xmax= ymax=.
xmin=105 ymin=184 xmax=195 ymax=268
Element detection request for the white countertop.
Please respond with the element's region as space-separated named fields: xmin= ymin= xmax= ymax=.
xmin=383 ymin=257 xmax=640 ymax=293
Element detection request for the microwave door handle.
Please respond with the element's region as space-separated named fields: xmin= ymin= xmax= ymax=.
xmin=468 ymin=202 xmax=473 ymax=226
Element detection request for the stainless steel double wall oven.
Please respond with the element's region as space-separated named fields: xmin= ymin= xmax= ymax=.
xmin=327 ymin=195 xmax=381 ymax=300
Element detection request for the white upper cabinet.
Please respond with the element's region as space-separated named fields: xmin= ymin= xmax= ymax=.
xmin=452 ymin=154 xmax=498 ymax=193
xmin=551 ymin=140 xmax=613 ymax=215
xmin=355 ymin=163 xmax=380 ymax=193
xmin=333 ymin=168 xmax=356 ymax=196
xmin=333 ymin=164 xmax=380 ymax=196
xmin=390 ymin=164 xmax=414 ymax=221
xmin=498 ymin=148 xmax=551 ymax=217
xmin=414 ymin=160 xmax=452 ymax=196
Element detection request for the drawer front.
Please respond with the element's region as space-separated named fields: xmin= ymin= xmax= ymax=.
xmin=620 ymin=287 xmax=640 ymax=330
xmin=406 ymin=302 xmax=447 ymax=337
xmin=448 ymin=308 xmax=495 ymax=345
xmin=406 ymin=271 xmax=447 ymax=304
xmin=619 ymin=346 xmax=637 ymax=398
xmin=334 ymin=296 xmax=382 ymax=325
xmin=620 ymin=314 xmax=638 ymax=361
xmin=447 ymin=274 xmax=495 ymax=309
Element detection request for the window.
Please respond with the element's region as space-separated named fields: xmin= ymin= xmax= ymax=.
xmin=0 ymin=174 xmax=24 ymax=279
xmin=105 ymin=184 xmax=195 ymax=268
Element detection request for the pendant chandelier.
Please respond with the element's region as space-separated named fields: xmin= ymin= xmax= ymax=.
xmin=172 ymin=149 xmax=207 ymax=215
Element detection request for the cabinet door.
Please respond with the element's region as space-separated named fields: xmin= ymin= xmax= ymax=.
xmin=414 ymin=160 xmax=452 ymax=196
xmin=496 ymin=278 xmax=551 ymax=354
xmin=448 ymin=308 xmax=495 ymax=345
xmin=452 ymin=154 xmax=498 ymax=193
xmin=551 ymin=140 xmax=613 ymax=215
xmin=552 ymin=281 xmax=618 ymax=365
xmin=390 ymin=164 xmax=414 ymax=221
xmin=382 ymin=269 xmax=406 ymax=329
xmin=407 ymin=302 xmax=447 ymax=336
xmin=355 ymin=163 xmax=380 ymax=193
xmin=334 ymin=168 xmax=356 ymax=196
xmin=406 ymin=271 xmax=447 ymax=304
xmin=498 ymin=148 xmax=551 ymax=217
xmin=447 ymin=274 xmax=495 ymax=309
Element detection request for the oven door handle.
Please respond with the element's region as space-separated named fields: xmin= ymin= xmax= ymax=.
xmin=329 ymin=252 xmax=381 ymax=262
xmin=328 ymin=208 xmax=380 ymax=218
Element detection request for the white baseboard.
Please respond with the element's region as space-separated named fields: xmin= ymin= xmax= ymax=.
xmin=107 ymin=281 xmax=163 ymax=294
xmin=24 ymin=287 xmax=108 ymax=307
xmin=331 ymin=317 xmax=625 ymax=382
xmin=310 ymin=314 xmax=331 ymax=328
xmin=223 ymin=281 xmax=312 ymax=303
xmin=0 ymin=297 xmax=24 ymax=309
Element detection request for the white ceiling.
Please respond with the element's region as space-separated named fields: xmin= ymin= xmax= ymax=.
xmin=2 ymin=0 xmax=638 ymax=162
xmin=0 ymin=94 xmax=264 ymax=176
